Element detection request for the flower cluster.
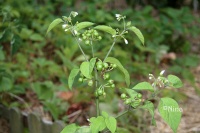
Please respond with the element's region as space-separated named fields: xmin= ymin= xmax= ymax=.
xmin=149 ymin=70 xmax=169 ymax=88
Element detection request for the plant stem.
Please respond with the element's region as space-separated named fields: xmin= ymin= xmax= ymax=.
xmin=103 ymin=38 xmax=116 ymax=62
xmin=91 ymin=41 xmax=100 ymax=116
xmin=115 ymin=109 xmax=130 ymax=119
xmin=71 ymin=32 xmax=88 ymax=62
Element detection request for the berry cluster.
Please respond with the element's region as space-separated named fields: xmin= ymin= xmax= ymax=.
xmin=120 ymin=93 xmax=143 ymax=108
xmin=78 ymin=74 xmax=94 ymax=87
xmin=82 ymin=29 xmax=102 ymax=46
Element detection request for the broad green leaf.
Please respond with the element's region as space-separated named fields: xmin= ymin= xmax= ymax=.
xmin=132 ymin=82 xmax=154 ymax=92
xmin=94 ymin=25 xmax=116 ymax=35
xmin=167 ymin=75 xmax=183 ymax=88
xmin=46 ymin=18 xmax=63 ymax=34
xmin=75 ymin=22 xmax=94 ymax=31
xmin=90 ymin=116 xmax=106 ymax=133
xmin=89 ymin=57 xmax=96 ymax=74
xmin=125 ymin=88 xmax=138 ymax=98
xmin=80 ymin=62 xmax=91 ymax=79
xmin=75 ymin=126 xmax=91 ymax=133
xmin=101 ymin=111 xmax=109 ymax=118
xmin=105 ymin=57 xmax=130 ymax=86
xmin=61 ymin=124 xmax=79 ymax=133
xmin=68 ymin=68 xmax=79 ymax=90
xmin=140 ymin=101 xmax=156 ymax=125
xmin=158 ymin=97 xmax=182 ymax=133
xmin=129 ymin=26 xmax=144 ymax=45
xmin=105 ymin=117 xmax=117 ymax=133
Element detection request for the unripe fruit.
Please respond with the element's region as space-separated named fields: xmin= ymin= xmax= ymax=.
xmin=137 ymin=93 xmax=142 ymax=98
xmin=97 ymin=64 xmax=103 ymax=71
xmin=85 ymin=40 xmax=90 ymax=45
xmin=125 ymin=99 xmax=131 ymax=104
xmin=83 ymin=36 xmax=87 ymax=40
xmin=121 ymin=93 xmax=126 ymax=99
xmin=96 ymin=61 xmax=102 ymax=65
xmin=97 ymin=89 xmax=103 ymax=95
xmin=103 ymin=92 xmax=106 ymax=96
xmin=111 ymin=84 xmax=115 ymax=88
xmin=95 ymin=91 xmax=98 ymax=97
xmin=103 ymin=62 xmax=109 ymax=69
xmin=98 ymin=36 xmax=102 ymax=40
xmin=86 ymin=33 xmax=91 ymax=37
xmin=78 ymin=78 xmax=83 ymax=82
xmin=112 ymin=64 xmax=117 ymax=68
xmin=108 ymin=79 xmax=114 ymax=84
xmin=103 ymin=73 xmax=110 ymax=80
xmin=94 ymin=32 xmax=98 ymax=36
xmin=88 ymin=80 xmax=93 ymax=86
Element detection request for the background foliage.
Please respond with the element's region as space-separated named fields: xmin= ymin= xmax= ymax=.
xmin=0 ymin=0 xmax=200 ymax=132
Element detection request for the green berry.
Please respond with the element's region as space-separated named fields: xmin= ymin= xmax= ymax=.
xmin=95 ymin=91 xmax=98 ymax=97
xmin=85 ymin=40 xmax=90 ymax=45
xmin=83 ymin=36 xmax=87 ymax=40
xmin=103 ymin=92 xmax=106 ymax=96
xmin=125 ymin=99 xmax=131 ymax=104
xmin=121 ymin=93 xmax=126 ymax=99
xmin=86 ymin=33 xmax=91 ymax=37
xmin=108 ymin=79 xmax=114 ymax=84
xmin=96 ymin=61 xmax=102 ymax=65
xmin=103 ymin=62 xmax=109 ymax=69
xmin=97 ymin=89 xmax=103 ymax=95
xmin=112 ymin=64 xmax=117 ymax=68
xmin=104 ymin=73 xmax=110 ymax=80
xmin=98 ymin=36 xmax=102 ymax=40
xmin=94 ymin=32 xmax=98 ymax=36
xmin=78 ymin=78 xmax=83 ymax=82
xmin=88 ymin=80 xmax=93 ymax=86
xmin=137 ymin=93 xmax=142 ymax=98
xmin=97 ymin=64 xmax=103 ymax=71
xmin=111 ymin=84 xmax=115 ymax=88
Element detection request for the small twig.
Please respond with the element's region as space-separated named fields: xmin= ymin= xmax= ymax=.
xmin=67 ymin=109 xmax=82 ymax=119
xmin=8 ymin=92 xmax=32 ymax=113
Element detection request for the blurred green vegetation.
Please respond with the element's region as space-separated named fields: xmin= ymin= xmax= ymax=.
xmin=0 ymin=0 xmax=200 ymax=132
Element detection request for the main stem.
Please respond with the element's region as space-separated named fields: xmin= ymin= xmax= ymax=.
xmin=91 ymin=42 xmax=100 ymax=116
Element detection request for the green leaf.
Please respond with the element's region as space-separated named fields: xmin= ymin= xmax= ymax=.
xmin=101 ymin=111 xmax=109 ymax=118
xmin=89 ymin=58 xmax=96 ymax=75
xmin=125 ymin=88 xmax=138 ymax=98
xmin=46 ymin=18 xmax=63 ymax=34
xmin=80 ymin=62 xmax=91 ymax=79
xmin=105 ymin=57 xmax=130 ymax=86
xmin=167 ymin=75 xmax=183 ymax=88
xmin=140 ymin=101 xmax=156 ymax=125
xmin=105 ymin=117 xmax=117 ymax=133
xmin=132 ymin=82 xmax=154 ymax=92
xmin=68 ymin=68 xmax=80 ymax=90
xmin=61 ymin=124 xmax=79 ymax=133
xmin=90 ymin=116 xmax=106 ymax=133
xmin=30 ymin=33 xmax=44 ymax=41
xmin=75 ymin=126 xmax=91 ymax=133
xmin=75 ymin=22 xmax=94 ymax=31
xmin=158 ymin=97 xmax=182 ymax=133
xmin=94 ymin=25 xmax=116 ymax=35
xmin=129 ymin=26 xmax=144 ymax=45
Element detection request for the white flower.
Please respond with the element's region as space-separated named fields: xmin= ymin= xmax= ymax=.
xmin=124 ymin=39 xmax=128 ymax=44
xmin=64 ymin=29 xmax=68 ymax=32
xmin=160 ymin=70 xmax=165 ymax=75
xmin=78 ymin=38 xmax=82 ymax=41
xmin=71 ymin=11 xmax=78 ymax=17
xmin=149 ymin=77 xmax=152 ymax=80
xmin=74 ymin=30 xmax=78 ymax=35
xmin=115 ymin=14 xmax=121 ymax=18
xmin=62 ymin=24 xmax=68 ymax=29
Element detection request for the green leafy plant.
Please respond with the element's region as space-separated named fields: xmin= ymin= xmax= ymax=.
xmin=47 ymin=11 xmax=183 ymax=133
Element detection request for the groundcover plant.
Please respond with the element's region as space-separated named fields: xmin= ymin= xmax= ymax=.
xmin=47 ymin=11 xmax=183 ymax=133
